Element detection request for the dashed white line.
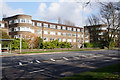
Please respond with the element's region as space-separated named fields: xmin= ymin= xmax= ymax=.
xmin=29 ymin=69 xmax=44 ymax=74
xmin=63 ymin=57 xmax=69 ymax=60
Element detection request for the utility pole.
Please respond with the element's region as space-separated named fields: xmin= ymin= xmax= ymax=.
xmin=20 ymin=34 xmax=22 ymax=53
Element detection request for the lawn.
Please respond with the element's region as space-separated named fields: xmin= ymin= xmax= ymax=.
xmin=20 ymin=48 xmax=102 ymax=54
xmin=58 ymin=63 xmax=120 ymax=80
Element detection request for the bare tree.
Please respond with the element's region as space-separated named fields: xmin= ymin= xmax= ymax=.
xmin=88 ymin=14 xmax=100 ymax=25
xmin=87 ymin=14 xmax=101 ymax=42
xmin=100 ymin=2 xmax=120 ymax=48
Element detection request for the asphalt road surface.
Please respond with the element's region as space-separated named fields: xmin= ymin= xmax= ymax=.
xmin=1 ymin=50 xmax=120 ymax=80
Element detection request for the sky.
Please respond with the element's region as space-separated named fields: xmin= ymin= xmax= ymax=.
xmin=0 ymin=0 xmax=113 ymax=27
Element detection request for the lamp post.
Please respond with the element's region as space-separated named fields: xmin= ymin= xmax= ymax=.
xmin=82 ymin=3 xmax=85 ymax=49
xmin=20 ymin=34 xmax=22 ymax=53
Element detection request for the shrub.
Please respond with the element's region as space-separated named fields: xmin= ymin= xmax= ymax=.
xmin=11 ymin=38 xmax=28 ymax=50
xmin=84 ymin=43 xmax=93 ymax=48
xmin=109 ymin=40 xmax=115 ymax=48
xmin=42 ymin=40 xmax=72 ymax=49
xmin=0 ymin=30 xmax=11 ymax=47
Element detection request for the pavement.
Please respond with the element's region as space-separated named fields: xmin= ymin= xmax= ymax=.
xmin=1 ymin=49 xmax=120 ymax=80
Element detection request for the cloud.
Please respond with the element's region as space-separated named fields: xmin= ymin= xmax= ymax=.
xmin=0 ymin=2 xmax=24 ymax=19
xmin=36 ymin=1 xmax=100 ymax=27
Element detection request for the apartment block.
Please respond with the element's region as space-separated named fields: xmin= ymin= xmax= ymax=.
xmin=0 ymin=21 xmax=8 ymax=34
xmin=2 ymin=14 xmax=90 ymax=48
xmin=85 ymin=24 xmax=120 ymax=47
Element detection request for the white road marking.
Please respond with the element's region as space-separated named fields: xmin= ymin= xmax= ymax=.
xmin=29 ymin=69 xmax=44 ymax=74
xmin=63 ymin=57 xmax=69 ymax=60
xmin=30 ymin=61 xmax=33 ymax=63
xmin=50 ymin=58 xmax=56 ymax=61
xmin=36 ymin=60 xmax=41 ymax=63
xmin=74 ymin=57 xmax=79 ymax=59
xmin=19 ymin=62 xmax=22 ymax=66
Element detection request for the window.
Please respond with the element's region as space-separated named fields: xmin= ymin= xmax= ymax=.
xmin=73 ymin=28 xmax=76 ymax=31
xmin=57 ymin=32 xmax=61 ymax=35
xmin=73 ymin=34 xmax=76 ymax=37
xmin=99 ymin=32 xmax=103 ymax=35
xmin=37 ymin=23 xmax=42 ymax=27
xmin=20 ymin=27 xmax=34 ymax=33
xmin=62 ymin=26 xmax=66 ymax=30
xmin=0 ymin=23 xmax=4 ymax=28
xmin=21 ymin=19 xmax=26 ymax=23
xmin=32 ymin=22 xmax=35 ymax=26
xmin=85 ymin=35 xmax=88 ymax=38
xmin=14 ymin=27 xmax=20 ymax=31
xmin=14 ymin=35 xmax=19 ymax=38
xmin=67 ymin=39 xmax=72 ymax=42
xmin=63 ymin=38 xmax=66 ymax=42
xmin=37 ymin=30 xmax=41 ymax=34
xmin=14 ymin=19 xmax=18 ymax=23
xmin=85 ymin=30 xmax=88 ymax=33
xmin=44 ymin=37 xmax=48 ymax=41
xmin=50 ymin=32 xmax=55 ymax=35
xmin=63 ymin=33 xmax=66 ymax=36
xmin=44 ymin=31 xmax=48 ymax=34
xmin=78 ymin=34 xmax=80 ymax=37
xmin=77 ymin=39 xmax=80 ymax=42
xmin=73 ymin=39 xmax=76 ymax=42
xmin=50 ymin=24 xmax=56 ymax=29
xmin=57 ymin=38 xmax=61 ymax=42
xmin=28 ymin=20 xmax=32 ymax=24
xmin=81 ymin=29 xmax=84 ymax=32
xmin=9 ymin=20 xmax=12 ymax=24
xmin=85 ymin=40 xmax=89 ymax=43
xmin=67 ymin=33 xmax=72 ymax=36
xmin=57 ymin=25 xmax=61 ymax=29
xmin=50 ymin=38 xmax=55 ymax=41
xmin=81 ymin=34 xmax=84 ymax=37
xmin=43 ymin=23 xmax=48 ymax=27
xmin=9 ymin=28 xmax=12 ymax=32
xmin=77 ymin=29 xmax=80 ymax=32
xmin=67 ymin=27 xmax=72 ymax=31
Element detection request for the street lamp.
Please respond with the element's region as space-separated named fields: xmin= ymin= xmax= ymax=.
xmin=20 ymin=34 xmax=22 ymax=53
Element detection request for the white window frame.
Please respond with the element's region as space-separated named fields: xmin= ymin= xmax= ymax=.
xmin=32 ymin=22 xmax=35 ymax=26
xmin=67 ymin=27 xmax=72 ymax=31
xmin=63 ymin=33 xmax=66 ymax=36
xmin=73 ymin=28 xmax=76 ymax=31
xmin=50 ymin=24 xmax=56 ymax=29
xmin=62 ymin=26 xmax=66 ymax=30
xmin=44 ymin=31 xmax=48 ymax=34
xmin=37 ymin=23 xmax=42 ymax=27
xmin=63 ymin=38 xmax=66 ymax=42
xmin=57 ymin=25 xmax=61 ymax=30
xmin=57 ymin=32 xmax=61 ymax=36
xmin=77 ymin=29 xmax=80 ymax=32
xmin=73 ymin=39 xmax=76 ymax=42
xmin=50 ymin=32 xmax=55 ymax=35
xmin=67 ymin=39 xmax=72 ymax=42
xmin=37 ymin=30 xmax=41 ymax=34
xmin=43 ymin=23 xmax=48 ymax=28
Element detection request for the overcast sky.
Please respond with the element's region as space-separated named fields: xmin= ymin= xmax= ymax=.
xmin=0 ymin=0 xmax=116 ymax=27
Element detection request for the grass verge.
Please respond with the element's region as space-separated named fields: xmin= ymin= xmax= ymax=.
xmin=20 ymin=48 xmax=103 ymax=54
xmin=58 ymin=63 xmax=120 ymax=80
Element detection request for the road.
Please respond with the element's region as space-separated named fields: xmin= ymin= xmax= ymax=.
xmin=1 ymin=50 xmax=120 ymax=80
